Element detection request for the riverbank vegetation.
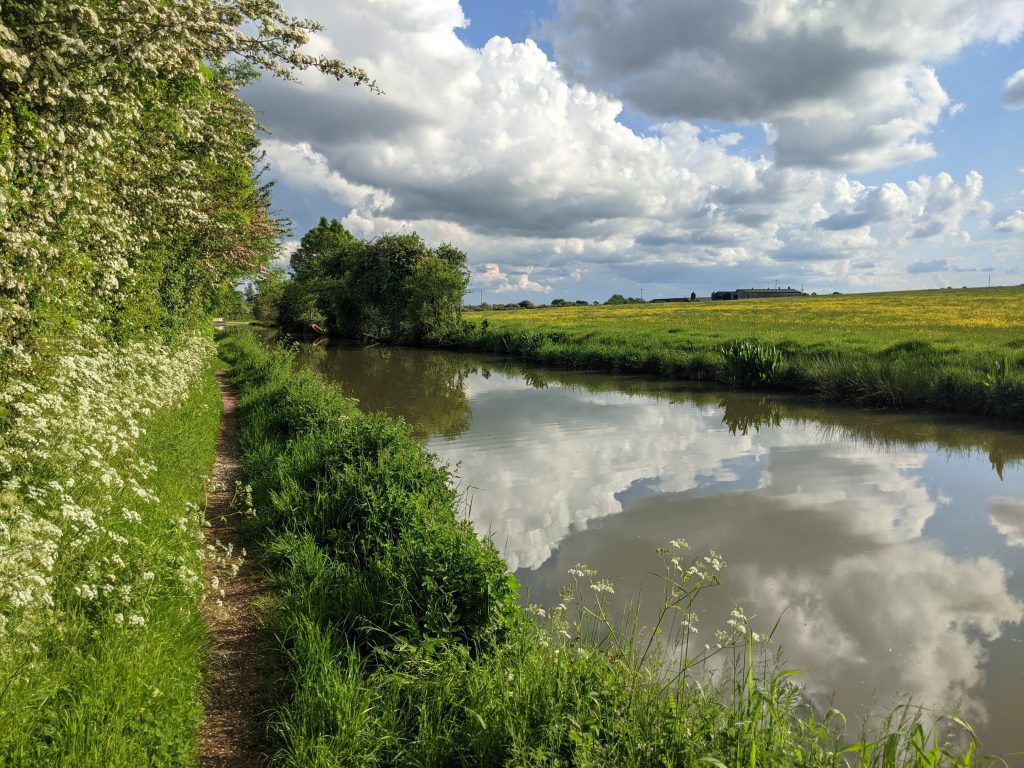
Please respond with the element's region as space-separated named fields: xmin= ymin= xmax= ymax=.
xmin=449 ymin=287 xmax=1024 ymax=420
xmin=223 ymin=331 xmax=987 ymax=767
xmin=1 ymin=2 xmax=370 ymax=763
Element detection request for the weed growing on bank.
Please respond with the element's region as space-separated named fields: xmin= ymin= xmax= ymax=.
xmin=0 ymin=326 xmax=220 ymax=765
xmin=446 ymin=288 xmax=1024 ymax=420
xmin=223 ymin=331 xmax=988 ymax=767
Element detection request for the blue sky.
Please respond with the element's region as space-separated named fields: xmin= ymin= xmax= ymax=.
xmin=245 ymin=0 xmax=1024 ymax=301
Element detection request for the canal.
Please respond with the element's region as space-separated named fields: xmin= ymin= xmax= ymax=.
xmin=294 ymin=340 xmax=1024 ymax=757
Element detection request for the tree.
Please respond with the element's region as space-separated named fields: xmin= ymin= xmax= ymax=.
xmin=605 ymin=294 xmax=643 ymax=305
xmin=209 ymin=284 xmax=251 ymax=320
xmin=251 ymin=269 xmax=287 ymax=324
xmin=291 ymin=217 xmax=357 ymax=283
xmin=277 ymin=225 xmax=470 ymax=343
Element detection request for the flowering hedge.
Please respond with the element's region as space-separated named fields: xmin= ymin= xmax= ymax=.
xmin=0 ymin=0 xmax=371 ymax=388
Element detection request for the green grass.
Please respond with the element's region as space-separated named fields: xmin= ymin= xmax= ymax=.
xmin=448 ymin=287 xmax=1024 ymax=419
xmin=0 ymin=339 xmax=221 ymax=766
xmin=222 ymin=330 xmax=993 ymax=767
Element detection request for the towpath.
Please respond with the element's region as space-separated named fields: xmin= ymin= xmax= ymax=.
xmin=199 ymin=372 xmax=272 ymax=767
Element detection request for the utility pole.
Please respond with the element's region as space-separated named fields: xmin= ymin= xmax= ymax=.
xmin=640 ymin=288 xmax=644 ymax=301
xmin=480 ymin=290 xmax=483 ymax=306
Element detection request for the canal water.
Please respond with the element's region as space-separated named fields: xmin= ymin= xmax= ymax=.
xmin=294 ymin=341 xmax=1024 ymax=757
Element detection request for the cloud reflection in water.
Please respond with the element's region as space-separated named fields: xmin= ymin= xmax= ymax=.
xmin=430 ymin=371 xmax=1024 ymax=737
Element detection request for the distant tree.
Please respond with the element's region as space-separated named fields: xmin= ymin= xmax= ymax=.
xmin=278 ymin=279 xmax=326 ymax=331
xmin=574 ymin=300 xmax=589 ymax=306
xmin=405 ymin=245 xmax=471 ymax=340
xmin=691 ymin=291 xmax=696 ymax=301
xmin=518 ymin=299 xmax=535 ymax=309
xmin=550 ymin=298 xmax=568 ymax=306
xmin=605 ymin=293 xmax=644 ymax=305
xmin=208 ymin=284 xmax=249 ymax=319
xmin=251 ymin=269 xmax=287 ymax=324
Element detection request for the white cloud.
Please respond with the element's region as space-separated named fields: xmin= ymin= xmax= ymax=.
xmin=474 ymin=263 xmax=552 ymax=294
xmin=243 ymin=0 xmax=1017 ymax=296
xmin=994 ymin=209 xmax=1024 ymax=232
xmin=261 ymin=140 xmax=394 ymax=213
xmin=272 ymin=239 xmax=300 ymax=271
xmin=817 ymin=172 xmax=989 ymax=247
xmin=1004 ymin=68 xmax=1024 ymax=109
xmin=989 ymin=497 xmax=1024 ymax=546
xmin=544 ymin=0 xmax=1024 ymax=169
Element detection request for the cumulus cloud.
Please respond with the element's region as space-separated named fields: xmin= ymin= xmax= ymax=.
xmin=474 ymin=263 xmax=552 ymax=294
xmin=994 ymin=209 xmax=1024 ymax=232
xmin=818 ymin=183 xmax=909 ymax=230
xmin=545 ymin=0 xmax=1024 ymax=169
xmin=989 ymin=497 xmax=1024 ymax=546
xmin=242 ymin=0 xmax=1013 ymax=297
xmin=272 ymin=239 xmax=300 ymax=271
xmin=820 ymin=172 xmax=988 ymax=244
xmin=1005 ymin=68 xmax=1024 ymax=109
xmin=438 ymin=369 xmax=1023 ymax=722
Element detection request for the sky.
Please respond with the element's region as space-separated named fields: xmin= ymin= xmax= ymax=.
xmin=244 ymin=0 xmax=1024 ymax=301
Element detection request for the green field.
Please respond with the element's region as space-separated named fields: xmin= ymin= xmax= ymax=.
xmin=454 ymin=287 xmax=1024 ymax=419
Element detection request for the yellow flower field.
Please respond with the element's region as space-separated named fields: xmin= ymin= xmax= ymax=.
xmin=456 ymin=286 xmax=1024 ymax=418
xmin=470 ymin=287 xmax=1024 ymax=350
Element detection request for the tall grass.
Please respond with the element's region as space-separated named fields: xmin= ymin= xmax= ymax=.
xmin=222 ymin=331 xmax=991 ymax=767
xmin=0 ymin=330 xmax=221 ymax=766
xmin=442 ymin=288 xmax=1024 ymax=420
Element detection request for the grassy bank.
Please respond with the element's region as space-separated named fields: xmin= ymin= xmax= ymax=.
xmin=222 ymin=331 xmax=986 ymax=767
xmin=449 ymin=287 xmax=1024 ymax=420
xmin=0 ymin=330 xmax=220 ymax=766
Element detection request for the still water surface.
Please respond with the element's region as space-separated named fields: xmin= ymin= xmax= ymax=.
xmin=294 ymin=342 xmax=1024 ymax=757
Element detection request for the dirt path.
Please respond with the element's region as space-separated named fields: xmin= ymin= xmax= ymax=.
xmin=200 ymin=372 xmax=272 ymax=768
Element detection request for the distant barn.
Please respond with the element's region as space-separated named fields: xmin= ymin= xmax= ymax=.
xmin=711 ymin=287 xmax=804 ymax=300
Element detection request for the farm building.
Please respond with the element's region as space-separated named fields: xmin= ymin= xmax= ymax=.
xmin=711 ymin=288 xmax=805 ymax=300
